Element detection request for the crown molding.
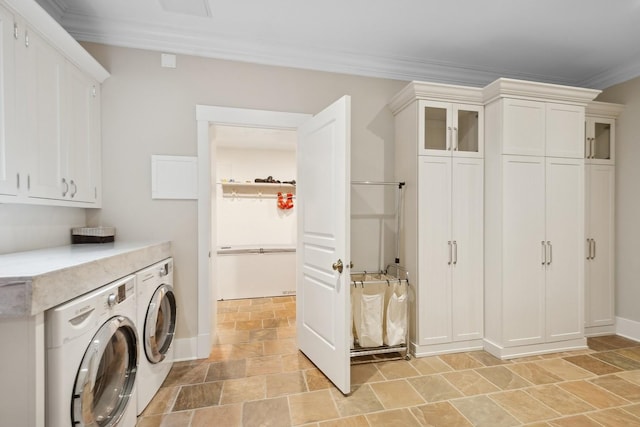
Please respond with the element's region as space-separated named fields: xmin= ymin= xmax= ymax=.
xmin=388 ymin=81 xmax=483 ymax=115
xmin=586 ymin=101 xmax=624 ymax=118
xmin=483 ymin=78 xmax=601 ymax=105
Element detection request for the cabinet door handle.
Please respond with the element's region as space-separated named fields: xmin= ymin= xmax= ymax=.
xmin=592 ymin=239 xmax=596 ymax=260
xmin=586 ymin=238 xmax=591 ymax=260
xmin=586 ymin=137 xmax=591 ymax=159
xmin=13 ymin=22 xmax=18 ymax=40
xmin=453 ymin=127 xmax=458 ymax=151
xmin=453 ymin=240 xmax=458 ymax=264
xmin=70 ymin=180 xmax=77 ymax=198
xmin=16 ymin=173 xmax=19 ymax=190
xmin=541 ymin=241 xmax=546 ymax=265
xmin=24 ymin=29 xmax=29 ymax=47
xmin=547 ymin=241 xmax=552 ymax=265
xmin=446 ymin=127 xmax=452 ymax=151
xmin=591 ymin=137 xmax=596 ymax=159
xmin=448 ymin=241 xmax=452 ymax=265
xmin=62 ymin=178 xmax=69 ymax=197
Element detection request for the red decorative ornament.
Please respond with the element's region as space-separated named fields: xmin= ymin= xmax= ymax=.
xmin=277 ymin=192 xmax=294 ymax=210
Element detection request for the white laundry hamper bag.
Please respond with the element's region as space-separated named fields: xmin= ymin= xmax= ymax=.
xmin=384 ymin=282 xmax=408 ymax=346
xmin=353 ymin=283 xmax=385 ymax=348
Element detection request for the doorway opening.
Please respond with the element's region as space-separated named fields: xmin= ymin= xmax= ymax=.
xmin=213 ymin=124 xmax=297 ymax=300
xmin=195 ymin=106 xmax=311 ymax=359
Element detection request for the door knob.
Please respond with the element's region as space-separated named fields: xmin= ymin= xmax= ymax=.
xmin=332 ymin=259 xmax=343 ymax=274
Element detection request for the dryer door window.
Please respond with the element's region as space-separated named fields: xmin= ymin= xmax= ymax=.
xmin=145 ymin=284 xmax=177 ymax=363
xmin=72 ymin=316 xmax=138 ymax=427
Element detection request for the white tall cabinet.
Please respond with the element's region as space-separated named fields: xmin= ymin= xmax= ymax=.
xmin=483 ymin=79 xmax=600 ymax=359
xmin=584 ymin=102 xmax=622 ymax=336
xmin=390 ymin=82 xmax=484 ymax=356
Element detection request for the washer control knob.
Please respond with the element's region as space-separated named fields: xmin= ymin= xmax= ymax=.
xmin=107 ymin=293 xmax=117 ymax=307
xmin=159 ymin=265 xmax=168 ymax=277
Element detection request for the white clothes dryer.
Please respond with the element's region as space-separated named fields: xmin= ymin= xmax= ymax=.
xmin=46 ymin=275 xmax=138 ymax=427
xmin=136 ymin=258 xmax=176 ymax=415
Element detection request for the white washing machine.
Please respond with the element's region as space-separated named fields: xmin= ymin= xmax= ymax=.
xmin=46 ymin=275 xmax=138 ymax=427
xmin=136 ymin=258 xmax=177 ymax=415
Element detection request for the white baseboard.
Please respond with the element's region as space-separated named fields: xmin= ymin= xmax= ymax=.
xmin=483 ymin=338 xmax=587 ymax=360
xmin=173 ymin=333 xmax=212 ymax=361
xmin=411 ymin=339 xmax=484 ymax=358
xmin=585 ymin=324 xmax=616 ymax=337
xmin=616 ymin=317 xmax=640 ymax=342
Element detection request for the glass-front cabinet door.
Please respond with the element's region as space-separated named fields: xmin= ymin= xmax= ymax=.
xmin=419 ymin=100 xmax=483 ymax=158
xmin=586 ymin=117 xmax=615 ymax=164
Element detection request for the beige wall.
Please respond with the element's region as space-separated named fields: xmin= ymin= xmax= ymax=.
xmin=0 ymin=205 xmax=85 ymax=255
xmin=598 ymin=76 xmax=640 ymax=323
xmin=82 ymin=42 xmax=406 ymax=340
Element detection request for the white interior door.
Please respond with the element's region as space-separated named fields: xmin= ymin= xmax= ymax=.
xmin=296 ymin=96 xmax=351 ymax=394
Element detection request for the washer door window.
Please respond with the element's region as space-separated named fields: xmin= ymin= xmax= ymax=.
xmin=145 ymin=284 xmax=177 ymax=363
xmin=72 ymin=316 xmax=138 ymax=427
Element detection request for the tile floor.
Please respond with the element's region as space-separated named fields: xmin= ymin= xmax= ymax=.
xmin=136 ymin=296 xmax=640 ymax=426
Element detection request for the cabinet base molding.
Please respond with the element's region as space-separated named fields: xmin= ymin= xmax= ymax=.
xmin=411 ymin=339 xmax=484 ymax=358
xmin=616 ymin=316 xmax=640 ymax=342
xmin=585 ymin=324 xmax=616 ymax=337
xmin=483 ymin=338 xmax=587 ymax=360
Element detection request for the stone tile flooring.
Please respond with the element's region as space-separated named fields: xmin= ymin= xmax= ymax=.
xmin=136 ymin=296 xmax=640 ymax=426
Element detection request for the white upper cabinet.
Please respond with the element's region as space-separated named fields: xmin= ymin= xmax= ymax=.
xmin=0 ymin=0 xmax=108 ymax=206
xmin=502 ymin=98 xmax=584 ymax=158
xmin=0 ymin=4 xmax=18 ymax=196
xmin=545 ymin=103 xmax=585 ymax=158
xmin=585 ymin=117 xmax=615 ymax=164
xmin=64 ymin=62 xmax=100 ymax=203
xmin=419 ymin=100 xmax=483 ymax=158
xmin=502 ymin=98 xmax=546 ymax=156
xmin=22 ymin=27 xmax=65 ymax=201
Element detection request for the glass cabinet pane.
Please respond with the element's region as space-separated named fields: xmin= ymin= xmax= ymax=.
xmin=424 ymin=107 xmax=447 ymax=151
xmin=593 ymin=122 xmax=611 ymax=160
xmin=457 ymin=109 xmax=479 ymax=153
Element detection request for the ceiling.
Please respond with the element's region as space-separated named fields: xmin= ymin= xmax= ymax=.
xmin=35 ymin=0 xmax=640 ymax=89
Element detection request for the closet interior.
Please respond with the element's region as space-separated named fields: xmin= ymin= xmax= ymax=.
xmin=350 ymin=181 xmax=410 ymax=362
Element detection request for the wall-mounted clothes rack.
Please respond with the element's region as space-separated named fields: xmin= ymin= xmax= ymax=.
xmin=219 ymin=182 xmax=296 ymax=199
xmin=352 ymin=181 xmax=405 ymax=189
xmin=217 ymin=246 xmax=296 ymax=255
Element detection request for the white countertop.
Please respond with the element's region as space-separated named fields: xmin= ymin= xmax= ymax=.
xmin=0 ymin=241 xmax=172 ymax=317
